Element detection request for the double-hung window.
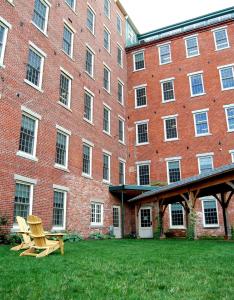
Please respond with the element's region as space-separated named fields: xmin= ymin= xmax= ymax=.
xmin=103 ymin=65 xmax=111 ymax=92
xmin=118 ymin=80 xmax=124 ymax=105
xmin=104 ymin=27 xmax=111 ymax=52
xmin=230 ymin=150 xmax=234 ymax=163
xmin=14 ymin=181 xmax=33 ymax=223
xmin=161 ymin=78 xmax=175 ymax=102
xmin=119 ymin=159 xmax=125 ymax=185
xmin=62 ymin=23 xmax=74 ymax=57
xmin=133 ymin=51 xmax=145 ymax=71
xmin=53 ymin=188 xmax=67 ymax=230
xmin=213 ymin=27 xmax=229 ymax=51
xmin=193 ymin=109 xmax=210 ymax=136
xmin=32 ymin=0 xmax=50 ymax=34
xmin=224 ymin=104 xmax=234 ymax=132
xmin=117 ymin=14 xmax=122 ymax=36
xmin=91 ymin=202 xmax=103 ymax=226
xmin=84 ymin=89 xmax=94 ymax=123
xmin=82 ymin=141 xmax=93 ymax=177
xmin=197 ymin=154 xmax=214 ymax=174
xmin=25 ymin=43 xmax=46 ymax=90
xmin=55 ymin=126 xmax=71 ymax=170
xmin=137 ymin=163 xmax=150 ymax=186
xmin=85 ymin=46 xmax=94 ymax=77
xmin=135 ymin=85 xmax=147 ymax=108
xmin=163 ymin=115 xmax=178 ymax=141
xmin=159 ymin=43 xmax=171 ymax=65
xmin=0 ymin=18 xmax=11 ymax=67
xmin=219 ymin=65 xmax=234 ymax=90
xmin=118 ymin=117 xmax=125 ymax=144
xmin=65 ymin=0 xmax=76 ymax=10
xmin=104 ymin=0 xmax=111 ymax=19
xmin=103 ymin=152 xmax=111 ymax=183
xmin=170 ymin=203 xmax=184 ymax=228
xmin=59 ymin=69 xmax=73 ymax=108
xmin=188 ymin=72 xmax=205 ymax=96
xmin=87 ymin=6 xmax=95 ymax=35
xmin=202 ymin=198 xmax=219 ymax=227
xmin=136 ymin=121 xmax=149 ymax=145
xmin=117 ymin=44 xmax=123 ymax=67
xmin=103 ymin=105 xmax=111 ymax=134
xmin=166 ymin=159 xmax=181 ymax=184
xmin=185 ymin=35 xmax=199 ymax=57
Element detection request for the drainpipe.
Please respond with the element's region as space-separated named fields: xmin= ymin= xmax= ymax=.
xmin=121 ymin=191 xmax=125 ymax=238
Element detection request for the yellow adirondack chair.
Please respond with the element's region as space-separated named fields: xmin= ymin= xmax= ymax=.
xmin=11 ymin=216 xmax=34 ymax=251
xmin=20 ymin=215 xmax=64 ymax=258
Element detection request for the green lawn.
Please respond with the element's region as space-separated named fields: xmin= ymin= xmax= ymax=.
xmin=1 ymin=239 xmax=234 ymax=300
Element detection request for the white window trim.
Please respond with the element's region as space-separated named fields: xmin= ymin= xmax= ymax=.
xmin=133 ymin=51 xmax=145 ymax=72
xmin=117 ymin=43 xmax=123 ymax=68
xmin=212 ymin=27 xmax=230 ymax=51
xmin=104 ymin=0 xmax=111 ymax=19
xmin=201 ymin=197 xmax=219 ymax=228
xmin=166 ymin=159 xmax=182 ymax=184
xmin=103 ymin=105 xmax=111 ymax=135
xmin=188 ymin=72 xmax=205 ymax=97
xmin=119 ymin=158 xmax=126 ymax=185
xmin=163 ymin=116 xmax=179 ymax=142
xmin=0 ymin=17 xmax=12 ymax=67
xmin=184 ymin=35 xmax=200 ymax=58
xmin=102 ymin=151 xmax=111 ymax=184
xmin=63 ymin=22 xmax=74 ymax=59
xmin=65 ymin=0 xmax=76 ymax=11
xmin=169 ymin=203 xmax=186 ymax=229
xmin=87 ymin=4 xmax=96 ymax=35
xmin=52 ymin=188 xmax=67 ymax=231
xmin=59 ymin=69 xmax=73 ymax=109
xmin=117 ymin=13 xmax=123 ymax=36
xmin=224 ymin=104 xmax=234 ymax=132
xmin=82 ymin=142 xmax=93 ymax=179
xmin=31 ymin=0 xmax=50 ymax=35
xmin=158 ymin=43 xmax=172 ymax=65
xmin=192 ymin=109 xmax=211 ymax=137
xmin=83 ymin=89 xmax=94 ymax=124
xmin=136 ymin=121 xmax=149 ymax=146
xmin=103 ymin=25 xmax=111 ymax=53
xmin=229 ymin=150 xmax=234 ymax=163
xmin=54 ymin=126 xmax=71 ymax=170
xmin=91 ymin=202 xmax=104 ymax=226
xmin=85 ymin=46 xmax=95 ymax=78
xmin=197 ymin=155 xmax=214 ymax=174
xmin=118 ymin=117 xmax=125 ymax=144
xmin=134 ymin=85 xmax=147 ymax=108
xmin=218 ymin=66 xmax=234 ymax=91
xmin=103 ymin=64 xmax=111 ymax=93
xmin=117 ymin=79 xmax=124 ymax=105
xmin=161 ymin=78 xmax=175 ymax=103
xmin=136 ymin=163 xmax=151 ymax=186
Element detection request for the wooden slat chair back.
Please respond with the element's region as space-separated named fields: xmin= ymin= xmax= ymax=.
xmin=27 ymin=215 xmax=47 ymax=248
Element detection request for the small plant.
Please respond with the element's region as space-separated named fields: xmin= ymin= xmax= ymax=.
xmin=153 ymin=215 xmax=162 ymax=239
xmin=63 ymin=232 xmax=84 ymax=243
xmin=0 ymin=213 xmax=10 ymax=244
xmin=89 ymin=231 xmax=115 ymax=240
xmin=231 ymin=226 xmax=234 ymax=240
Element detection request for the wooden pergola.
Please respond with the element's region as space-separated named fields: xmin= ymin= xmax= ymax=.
xmin=129 ymin=164 xmax=234 ymax=239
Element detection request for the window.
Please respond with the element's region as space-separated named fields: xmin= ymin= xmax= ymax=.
xmin=84 ymin=90 xmax=94 ymax=123
xmin=163 ymin=116 xmax=178 ymax=141
xmin=103 ymin=27 xmax=111 ymax=52
xmin=32 ymin=0 xmax=50 ymax=33
xmin=82 ymin=143 xmax=92 ymax=177
xmin=213 ymin=28 xmax=229 ymax=50
xmin=87 ymin=6 xmax=95 ymax=34
xmin=133 ymin=51 xmax=145 ymax=71
xmin=85 ymin=47 xmax=94 ymax=77
xmin=198 ymin=155 xmax=213 ymax=174
xmin=202 ymin=198 xmax=219 ymax=227
xmin=53 ymin=189 xmax=66 ymax=229
xmin=136 ymin=122 xmax=148 ymax=145
xmin=159 ymin=43 xmax=171 ymax=64
xmin=188 ymin=72 xmax=205 ymax=96
xmin=25 ymin=45 xmax=45 ymax=90
xmin=219 ymin=66 xmax=234 ymax=90
xmin=18 ymin=113 xmax=38 ymax=159
xmin=167 ymin=160 xmax=181 ymax=183
xmin=62 ymin=24 xmax=74 ymax=57
xmin=117 ymin=80 xmax=124 ymax=105
xmin=161 ymin=79 xmax=175 ymax=102
xmin=103 ymin=152 xmax=111 ymax=182
xmin=65 ymin=0 xmax=76 ymax=10
xmin=103 ymin=105 xmax=111 ymax=134
xmin=0 ymin=18 xmax=11 ymax=66
xmin=103 ymin=65 xmax=111 ymax=92
xmin=59 ymin=70 xmax=72 ymax=108
xmin=118 ymin=118 xmax=125 ymax=143
xmin=117 ymin=14 xmax=122 ymax=36
xmin=135 ymin=86 xmax=147 ymax=108
xmin=119 ymin=160 xmax=125 ymax=185
xmin=170 ymin=203 xmax=184 ymax=228
xmin=137 ymin=163 xmax=150 ymax=185
xmin=55 ymin=128 xmax=70 ymax=169
xmin=14 ymin=182 xmax=33 ymax=223
xmin=104 ymin=0 xmax=111 ymax=19
xmin=117 ymin=45 xmax=123 ymax=67
xmin=91 ymin=202 xmax=103 ymax=226
xmin=229 ymin=150 xmax=234 ymax=163
xmin=224 ymin=105 xmax=234 ymax=132
xmin=185 ymin=35 xmax=199 ymax=57
xmin=193 ymin=110 xmax=210 ymax=136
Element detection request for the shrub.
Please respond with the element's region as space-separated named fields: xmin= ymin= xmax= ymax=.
xmin=231 ymin=226 xmax=234 ymax=240
xmin=89 ymin=232 xmax=115 ymax=240
xmin=63 ymin=232 xmax=84 ymax=243
xmin=0 ymin=213 xmax=10 ymax=245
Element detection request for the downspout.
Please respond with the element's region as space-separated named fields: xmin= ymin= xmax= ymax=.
xmin=121 ymin=191 xmax=125 ymax=238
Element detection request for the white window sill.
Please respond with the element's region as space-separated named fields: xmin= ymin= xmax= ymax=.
xmin=85 ymin=71 xmax=95 ymax=80
xmin=57 ymin=101 xmax=72 ymax=112
xmin=0 ymin=63 xmax=6 ymax=69
xmin=90 ymin=224 xmax=103 ymax=228
xmin=170 ymin=226 xmax=186 ymax=230
xmin=136 ymin=142 xmax=149 ymax=146
xmin=222 ymin=87 xmax=234 ymax=91
xmin=186 ymin=53 xmax=200 ymax=59
xmin=135 ymin=105 xmax=147 ymax=109
xmin=162 ymin=99 xmax=176 ymax=103
xmin=82 ymin=173 xmax=93 ymax=180
xmin=6 ymin=0 xmax=15 ymax=6
xmin=133 ymin=68 xmax=145 ymax=73
xmin=54 ymin=164 xmax=70 ymax=172
xmin=24 ymin=79 xmax=43 ymax=93
xmin=31 ymin=21 xmax=48 ymax=37
xmin=195 ymin=133 xmax=212 ymax=137
xmin=118 ymin=101 xmax=124 ymax=107
xmin=119 ymin=140 xmax=125 ymax=145
xmin=103 ymin=47 xmax=111 ymax=55
xmin=61 ymin=49 xmax=75 ymax=61
xmin=227 ymin=129 xmax=234 ymax=133
xmin=103 ymin=130 xmax=112 ymax=137
xmin=65 ymin=2 xmax=78 ymax=15
xmin=103 ymin=87 xmax=111 ymax=95
xmin=83 ymin=118 xmax=94 ymax=126
xmin=164 ymin=138 xmax=179 ymax=142
xmin=159 ymin=61 xmax=172 ymax=66
xmin=203 ymin=225 xmax=220 ymax=228
xmin=215 ymin=46 xmax=230 ymax=52
xmin=51 ymin=226 xmax=66 ymax=232
xmin=86 ymin=27 xmax=95 ymax=36
xmin=191 ymin=92 xmax=206 ymax=98
xmin=17 ymin=151 xmax=38 ymax=162
xmin=102 ymin=179 xmax=111 ymax=185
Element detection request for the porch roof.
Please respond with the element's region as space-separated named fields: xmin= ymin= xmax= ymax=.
xmin=128 ymin=164 xmax=234 ymax=204
xmin=109 ymin=185 xmax=159 ymax=201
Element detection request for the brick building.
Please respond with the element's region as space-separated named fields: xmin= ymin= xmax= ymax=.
xmin=0 ymin=0 xmax=234 ymax=238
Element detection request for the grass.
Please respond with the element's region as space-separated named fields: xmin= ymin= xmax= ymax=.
xmin=1 ymin=239 xmax=234 ymax=300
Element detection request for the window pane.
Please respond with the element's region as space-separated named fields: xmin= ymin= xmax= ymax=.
xmin=163 ymin=81 xmax=174 ymax=101
xmin=103 ymin=67 xmax=110 ymax=91
xmin=91 ymin=203 xmax=102 ymax=224
xmin=103 ymin=154 xmax=110 ymax=181
xmin=113 ymin=207 xmax=119 ymax=227
xmin=136 ymin=87 xmax=147 ymax=107
xmin=117 ymin=47 xmax=122 ymax=66
xmin=53 ymin=191 xmax=65 ymax=227
xmin=14 ymin=183 xmax=31 ymax=222
xmin=104 ymin=29 xmax=110 ymax=50
xmin=19 ymin=115 xmax=36 ymax=155
xmin=118 ymin=82 xmax=123 ymax=103
xmin=0 ymin=25 xmax=5 ymax=58
xmin=55 ymin=132 xmax=67 ymax=166
xmin=117 ymin=15 xmax=122 ymax=34
xmin=65 ymin=0 xmax=75 ymax=9
xmin=85 ymin=49 xmax=93 ymax=76
xmin=227 ymin=108 xmax=234 ymax=130
xmin=87 ymin=8 xmax=94 ymax=33
xmin=134 ymin=52 xmax=144 ymax=70
xmin=191 ymin=74 xmax=204 ymax=95
xmin=84 ymin=92 xmax=92 ymax=121
xmin=59 ymin=73 xmax=70 ymax=106
xmin=140 ymin=209 xmax=151 ymax=227
xmin=215 ymin=29 xmax=228 ymax=49
xmin=203 ymin=200 xmax=218 ymax=225
xmin=195 ymin=112 xmax=209 ymax=135
xmin=119 ymin=119 xmax=124 ymax=142
xmin=83 ymin=144 xmax=91 ymax=175
xmin=63 ymin=26 xmax=72 ymax=56
xmin=165 ymin=118 xmax=177 ymax=140
xmin=119 ymin=161 xmax=125 ymax=184
xmin=160 ymin=44 xmax=171 ymax=64
xmin=33 ymin=0 xmax=47 ymax=31
xmin=104 ymin=0 xmax=110 ymax=18
xmin=138 ymin=165 xmax=150 ymax=185
xmin=186 ymin=37 xmax=199 ymax=56
xmin=168 ymin=161 xmax=180 ymax=183
xmin=103 ymin=107 xmax=110 ymax=132
xmin=26 ymin=49 xmax=41 ymax=86
xmin=199 ymin=156 xmax=213 ymax=173
xmin=221 ymin=67 xmax=234 ymax=89
xmin=171 ymin=203 xmax=184 ymax=226
xmin=137 ymin=123 xmax=148 ymax=144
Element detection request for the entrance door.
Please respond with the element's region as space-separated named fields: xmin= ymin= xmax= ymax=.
xmin=139 ymin=207 xmax=153 ymax=238
xmin=113 ymin=206 xmax=121 ymax=238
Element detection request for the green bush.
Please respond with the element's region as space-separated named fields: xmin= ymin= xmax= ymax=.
xmin=0 ymin=213 xmax=10 ymax=245
xmin=231 ymin=226 xmax=234 ymax=240
xmin=63 ymin=232 xmax=84 ymax=243
xmin=89 ymin=232 xmax=115 ymax=240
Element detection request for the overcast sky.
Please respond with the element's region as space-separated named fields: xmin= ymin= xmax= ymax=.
xmin=120 ymin=0 xmax=234 ymax=33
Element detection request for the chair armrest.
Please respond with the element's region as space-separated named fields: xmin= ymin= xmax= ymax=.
xmin=15 ymin=231 xmax=30 ymax=235
xmin=45 ymin=233 xmax=65 ymax=237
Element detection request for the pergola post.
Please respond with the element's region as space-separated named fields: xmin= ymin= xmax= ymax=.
xmin=187 ymin=191 xmax=199 ymax=240
xmin=158 ymin=200 xmax=167 ymax=238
